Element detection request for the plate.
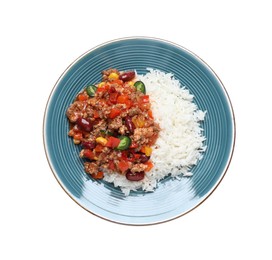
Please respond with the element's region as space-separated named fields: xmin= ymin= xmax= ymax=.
xmin=43 ymin=37 xmax=235 ymax=225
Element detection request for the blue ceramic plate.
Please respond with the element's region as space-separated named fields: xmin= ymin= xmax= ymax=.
xmin=43 ymin=37 xmax=235 ymax=225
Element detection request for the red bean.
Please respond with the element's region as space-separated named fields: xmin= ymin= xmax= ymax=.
xmin=125 ymin=116 xmax=135 ymax=133
xmin=81 ymin=141 xmax=96 ymax=150
xmin=119 ymin=71 xmax=135 ymax=82
xmin=139 ymin=154 xmax=150 ymax=163
xmin=76 ymin=117 xmax=93 ymax=132
xmin=126 ymin=170 xmax=145 ymax=181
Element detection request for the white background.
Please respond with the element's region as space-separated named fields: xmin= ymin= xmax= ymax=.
xmin=1 ymin=0 xmax=271 ymax=259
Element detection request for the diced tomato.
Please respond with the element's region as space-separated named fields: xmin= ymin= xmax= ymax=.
xmin=126 ymin=152 xmax=139 ymax=162
xmin=121 ymin=151 xmax=128 ymax=161
xmin=129 ymin=141 xmax=138 ymax=149
xmin=138 ymin=95 xmax=150 ymax=110
xmin=94 ymin=144 xmax=104 ymax=152
xmin=106 ymin=136 xmax=121 ymax=148
xmin=116 ymin=95 xmax=132 ymax=108
xmin=138 ymin=102 xmax=150 ymax=111
xmin=93 ymin=110 xmax=100 ymax=118
xmin=111 ymin=79 xmax=123 ymax=85
xmin=96 ymin=87 xmax=104 ymax=93
xmin=124 ymin=99 xmax=132 ymax=109
xmin=109 ymin=108 xmax=122 ymax=119
xmin=83 ymin=149 xmax=95 ymax=160
xmin=133 ymin=153 xmax=141 ymax=160
xmin=108 ymin=160 xmax=115 ymax=170
xmin=144 ymin=161 xmax=154 ymax=172
xmin=148 ymin=133 xmax=158 ymax=146
xmin=78 ymin=93 xmax=88 ymax=101
xmin=109 ymin=92 xmax=119 ymax=104
xmin=97 ymin=84 xmax=109 ymax=93
xmin=147 ymin=110 xmax=153 ymax=119
xmin=118 ymin=160 xmax=130 ymax=172
xmin=117 ymin=94 xmax=129 ymax=104
xmin=139 ymin=95 xmax=149 ymax=103
xmin=92 ymin=171 xmax=104 ymax=179
xmin=121 ymin=151 xmax=139 ymax=162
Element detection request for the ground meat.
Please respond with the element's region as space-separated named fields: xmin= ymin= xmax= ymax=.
xmin=93 ymin=119 xmax=107 ymax=135
xmin=118 ymin=125 xmax=127 ymax=135
xmin=91 ymin=99 xmax=111 ymax=118
xmin=108 ymin=116 xmax=123 ymax=130
xmin=67 ymin=68 xmax=160 ymax=179
xmin=128 ymin=91 xmax=140 ymax=103
xmin=96 ymin=90 xmax=108 ymax=99
xmin=66 ymin=101 xmax=87 ymax=122
xmin=101 ymin=146 xmax=109 ymax=153
xmin=131 ymin=163 xmax=148 ymax=173
xmin=128 ymin=107 xmax=141 ymax=117
xmin=113 ymin=85 xmax=125 ymax=93
xmin=97 ymin=152 xmax=108 ymax=163
xmin=150 ymin=123 xmax=160 ymax=132
xmin=83 ymin=136 xmax=96 ymax=144
xmin=87 ymin=98 xmax=96 ymax=107
xmin=143 ymin=116 xmax=156 ymax=127
xmin=115 ymin=103 xmax=127 ymax=110
xmin=85 ymin=105 xmax=93 ymax=117
xmin=84 ymin=162 xmax=98 ymax=175
xmin=133 ymin=127 xmax=155 ymax=144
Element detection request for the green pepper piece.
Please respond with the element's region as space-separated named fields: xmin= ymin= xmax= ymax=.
xmin=116 ymin=136 xmax=131 ymax=150
xmin=134 ymin=81 xmax=146 ymax=94
xmin=86 ymin=84 xmax=97 ymax=97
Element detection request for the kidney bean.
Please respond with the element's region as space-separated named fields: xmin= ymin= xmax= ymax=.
xmin=125 ymin=116 xmax=135 ymax=133
xmin=126 ymin=170 xmax=145 ymax=181
xmin=76 ymin=117 xmax=93 ymax=132
xmin=81 ymin=141 xmax=96 ymax=150
xmin=119 ymin=71 xmax=135 ymax=82
xmin=139 ymin=154 xmax=150 ymax=163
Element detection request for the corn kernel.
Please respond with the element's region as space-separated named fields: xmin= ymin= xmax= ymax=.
xmin=95 ymin=137 xmax=108 ymax=146
xmin=108 ymin=72 xmax=119 ymax=80
xmin=144 ymin=146 xmax=152 ymax=156
xmin=98 ymin=82 xmax=105 ymax=88
xmin=127 ymin=81 xmax=134 ymax=86
xmin=132 ymin=117 xmax=145 ymax=128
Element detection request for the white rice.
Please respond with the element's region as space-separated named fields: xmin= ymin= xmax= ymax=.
xmin=103 ymin=68 xmax=206 ymax=195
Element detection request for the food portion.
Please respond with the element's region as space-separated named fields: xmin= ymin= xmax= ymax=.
xmin=66 ymin=68 xmax=206 ymax=195
xmin=66 ymin=69 xmax=160 ymax=183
